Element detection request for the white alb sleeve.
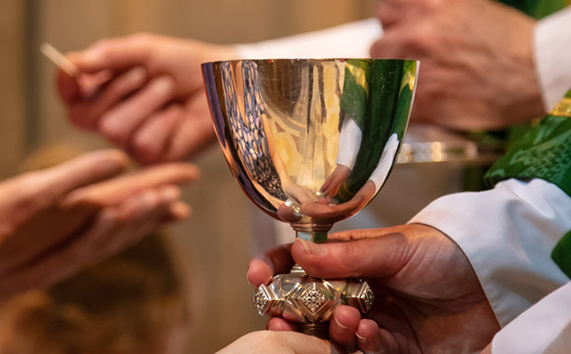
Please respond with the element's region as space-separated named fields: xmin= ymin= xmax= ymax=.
xmin=369 ymin=133 xmax=399 ymax=195
xmin=534 ymin=7 xmax=571 ymax=111
xmin=491 ymin=281 xmax=571 ymax=354
xmin=235 ymin=18 xmax=382 ymax=59
xmin=409 ymin=178 xmax=571 ymax=327
xmin=335 ymin=118 xmax=362 ymax=170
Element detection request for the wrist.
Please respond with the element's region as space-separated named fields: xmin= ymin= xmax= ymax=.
xmin=499 ymin=18 xmax=545 ymax=123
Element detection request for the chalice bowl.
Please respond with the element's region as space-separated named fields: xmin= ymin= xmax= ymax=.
xmin=202 ymin=58 xmax=418 ymax=338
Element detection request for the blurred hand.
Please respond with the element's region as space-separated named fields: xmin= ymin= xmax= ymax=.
xmin=320 ymin=165 xmax=351 ymax=198
xmin=216 ymin=330 xmax=343 ymax=354
xmin=372 ymin=0 xmax=544 ymax=130
xmin=57 ymin=34 xmax=237 ymax=164
xmin=0 ymin=150 xmax=199 ymax=300
xmin=277 ymin=181 xmax=375 ymax=225
xmin=248 ymin=224 xmax=500 ymax=353
xmin=283 ymin=182 xmax=320 ymax=205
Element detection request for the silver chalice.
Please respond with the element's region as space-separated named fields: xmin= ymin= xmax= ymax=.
xmin=202 ymin=58 xmax=418 ymax=338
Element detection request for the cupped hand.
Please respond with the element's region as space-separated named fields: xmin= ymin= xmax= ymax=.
xmin=372 ymin=0 xmax=544 ymax=130
xmin=248 ymin=224 xmax=500 ymax=353
xmin=0 ymin=149 xmax=199 ymax=300
xmin=57 ymin=34 xmax=237 ymax=164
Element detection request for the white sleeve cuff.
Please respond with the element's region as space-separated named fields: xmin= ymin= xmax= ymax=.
xmin=369 ymin=133 xmax=399 ymax=194
xmin=409 ymin=178 xmax=571 ymax=327
xmin=534 ymin=7 xmax=571 ymax=111
xmin=335 ymin=118 xmax=362 ymax=169
xmin=492 ymin=281 xmax=571 ymax=354
xmin=235 ymin=18 xmax=382 ymax=59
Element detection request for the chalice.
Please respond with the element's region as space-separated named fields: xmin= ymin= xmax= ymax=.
xmin=202 ymin=59 xmax=418 ymax=338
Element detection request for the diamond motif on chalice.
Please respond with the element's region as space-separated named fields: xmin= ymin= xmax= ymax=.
xmin=299 ymin=284 xmax=327 ymax=314
xmin=362 ymin=286 xmax=375 ymax=313
xmin=253 ymin=287 xmax=270 ymax=316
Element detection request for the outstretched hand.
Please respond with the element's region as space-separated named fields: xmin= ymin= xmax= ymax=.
xmin=372 ymin=0 xmax=544 ymax=130
xmin=0 ymin=150 xmax=199 ymax=300
xmin=57 ymin=34 xmax=237 ymax=164
xmin=248 ymin=224 xmax=500 ymax=353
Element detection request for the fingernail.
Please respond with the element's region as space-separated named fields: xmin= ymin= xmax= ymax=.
xmin=99 ymin=158 xmax=125 ymax=175
xmin=152 ymin=76 xmax=174 ymax=96
xmin=82 ymin=49 xmax=102 ymax=64
xmin=297 ymin=238 xmax=325 ymax=256
xmin=356 ymin=332 xmax=367 ymax=343
xmin=169 ymin=203 xmax=191 ymax=219
xmin=127 ymin=67 xmax=146 ymax=84
xmin=161 ymin=185 xmax=180 ymax=202
xmin=333 ymin=314 xmax=348 ymax=330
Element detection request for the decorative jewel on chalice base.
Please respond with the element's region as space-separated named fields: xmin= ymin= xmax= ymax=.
xmin=201 ymin=58 xmax=418 ymax=339
xmin=253 ymin=264 xmax=375 ymax=339
xmin=253 ymin=220 xmax=375 ymax=339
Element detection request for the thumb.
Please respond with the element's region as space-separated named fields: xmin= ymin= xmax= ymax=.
xmin=291 ymin=227 xmax=416 ymax=279
xmin=57 ymin=68 xmax=82 ymax=104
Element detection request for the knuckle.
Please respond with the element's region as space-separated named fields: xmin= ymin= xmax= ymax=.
xmin=337 ymin=242 xmax=360 ymax=277
xmin=98 ymin=115 xmax=126 ymax=145
xmin=405 ymin=26 xmax=437 ymax=52
xmin=89 ymin=39 xmax=113 ymax=57
xmin=129 ymin=32 xmax=155 ymax=47
xmin=132 ymin=131 xmax=157 ymax=158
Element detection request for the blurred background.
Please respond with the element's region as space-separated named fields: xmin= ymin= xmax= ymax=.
xmin=1 ymin=1 xmax=381 ymax=353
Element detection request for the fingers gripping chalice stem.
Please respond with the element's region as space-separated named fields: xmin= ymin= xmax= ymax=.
xmin=202 ymin=59 xmax=418 ymax=338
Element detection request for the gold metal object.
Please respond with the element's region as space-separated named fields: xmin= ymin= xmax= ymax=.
xmin=397 ymin=125 xmax=503 ymax=165
xmin=202 ymin=59 xmax=418 ymax=337
xmin=549 ymin=97 xmax=571 ymax=118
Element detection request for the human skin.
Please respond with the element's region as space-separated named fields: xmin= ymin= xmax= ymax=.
xmin=57 ymin=34 xmax=237 ymax=165
xmin=371 ymin=0 xmax=544 ymax=131
xmin=247 ymin=224 xmax=500 ymax=353
xmin=0 ymin=150 xmax=199 ymax=300
xmin=215 ymin=330 xmax=342 ymax=354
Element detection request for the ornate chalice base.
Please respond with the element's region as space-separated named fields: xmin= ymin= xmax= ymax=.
xmin=253 ymin=225 xmax=375 ymax=338
xmin=253 ymin=264 xmax=374 ymax=339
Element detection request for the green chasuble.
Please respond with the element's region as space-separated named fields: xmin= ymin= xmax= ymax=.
xmin=485 ymin=91 xmax=571 ymax=278
xmin=488 ymin=0 xmax=571 ymax=276
xmin=499 ymin=0 xmax=569 ymax=18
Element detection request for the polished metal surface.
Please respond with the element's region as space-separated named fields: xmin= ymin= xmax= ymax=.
xmin=202 ymin=59 xmax=418 ymax=334
xmin=203 ymin=59 xmax=418 ymax=238
xmin=397 ymin=124 xmax=504 ymax=165
xmin=253 ymin=265 xmax=374 ymax=339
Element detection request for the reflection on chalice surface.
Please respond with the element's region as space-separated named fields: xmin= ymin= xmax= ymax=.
xmin=202 ymin=58 xmax=418 ymax=337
